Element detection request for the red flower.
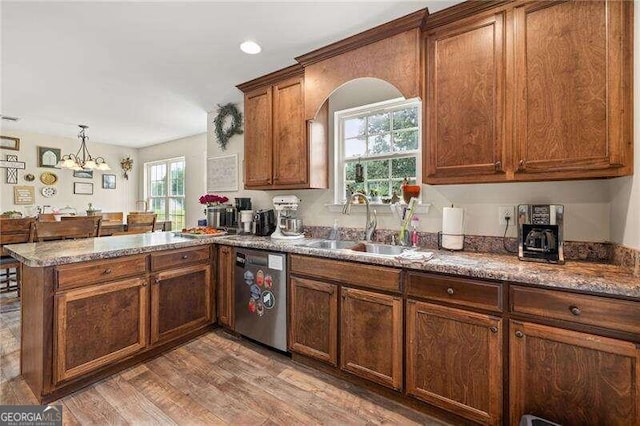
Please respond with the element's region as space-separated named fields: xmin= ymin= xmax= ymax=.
xmin=199 ymin=194 xmax=229 ymax=205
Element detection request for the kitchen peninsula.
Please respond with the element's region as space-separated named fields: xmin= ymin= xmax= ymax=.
xmin=6 ymin=232 xmax=639 ymax=424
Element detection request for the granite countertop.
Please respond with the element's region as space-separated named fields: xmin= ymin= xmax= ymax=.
xmin=5 ymin=232 xmax=639 ymax=300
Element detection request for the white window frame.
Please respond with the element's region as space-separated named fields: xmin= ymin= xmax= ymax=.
xmin=334 ymin=97 xmax=422 ymax=204
xmin=143 ymin=156 xmax=186 ymax=229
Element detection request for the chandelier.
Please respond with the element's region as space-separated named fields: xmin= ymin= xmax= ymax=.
xmin=58 ymin=125 xmax=111 ymax=171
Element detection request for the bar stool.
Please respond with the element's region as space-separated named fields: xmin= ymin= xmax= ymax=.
xmin=61 ymin=215 xmax=103 ymax=237
xmin=126 ymin=213 xmax=157 ymax=234
xmin=33 ymin=219 xmax=96 ymax=242
xmin=0 ymin=217 xmax=34 ymax=295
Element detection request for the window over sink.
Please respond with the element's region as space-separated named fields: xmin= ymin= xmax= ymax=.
xmin=144 ymin=157 xmax=186 ymax=230
xmin=334 ymin=98 xmax=421 ymax=204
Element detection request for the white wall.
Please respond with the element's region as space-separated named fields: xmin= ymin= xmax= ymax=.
xmin=0 ymin=129 xmax=137 ymax=215
xmin=609 ymin=5 xmax=640 ymax=251
xmin=208 ymin=79 xmax=617 ymax=243
xmin=137 ymin=133 xmax=207 ymax=228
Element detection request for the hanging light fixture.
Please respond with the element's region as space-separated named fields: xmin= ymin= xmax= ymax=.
xmin=58 ymin=125 xmax=111 ymax=171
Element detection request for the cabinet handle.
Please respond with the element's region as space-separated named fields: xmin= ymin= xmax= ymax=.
xmin=518 ymin=159 xmax=526 ymax=170
xmin=154 ymin=278 xmax=160 ymax=285
xmin=569 ymin=306 xmax=581 ymax=316
xmin=182 ymin=255 xmax=189 ymax=259
xmin=489 ymin=326 xmax=498 ymax=333
xmin=515 ymin=330 xmax=524 ymax=338
xmin=141 ymin=281 xmax=147 ymax=287
xmin=446 ymin=287 xmax=454 ymax=296
xmin=494 ymin=161 xmax=502 ymax=172
xmin=103 ymin=269 xmax=112 ymax=275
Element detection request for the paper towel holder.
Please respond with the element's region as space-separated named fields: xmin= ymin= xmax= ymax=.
xmin=437 ymin=232 xmax=465 ymax=251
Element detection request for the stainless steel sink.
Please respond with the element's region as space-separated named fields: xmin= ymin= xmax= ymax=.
xmin=350 ymin=243 xmax=408 ymax=256
xmin=304 ymin=240 xmax=359 ymax=250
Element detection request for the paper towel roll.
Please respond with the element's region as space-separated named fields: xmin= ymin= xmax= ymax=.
xmin=442 ymin=207 xmax=464 ymax=250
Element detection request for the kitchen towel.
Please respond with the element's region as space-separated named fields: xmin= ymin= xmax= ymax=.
xmin=442 ymin=207 xmax=464 ymax=250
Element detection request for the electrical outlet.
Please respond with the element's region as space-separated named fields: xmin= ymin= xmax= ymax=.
xmin=498 ymin=206 xmax=514 ymax=226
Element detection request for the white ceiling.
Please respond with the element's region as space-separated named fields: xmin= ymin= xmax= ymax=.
xmin=1 ymin=1 xmax=461 ymax=147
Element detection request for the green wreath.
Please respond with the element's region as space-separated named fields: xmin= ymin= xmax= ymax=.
xmin=214 ymin=103 xmax=243 ymax=150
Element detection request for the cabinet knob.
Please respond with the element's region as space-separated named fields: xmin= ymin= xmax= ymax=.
xmin=154 ymin=278 xmax=160 ymax=285
xmin=446 ymin=287 xmax=454 ymax=296
xmin=182 ymin=255 xmax=189 ymax=259
xmin=489 ymin=326 xmax=498 ymax=333
xmin=515 ymin=330 xmax=524 ymax=338
xmin=494 ymin=161 xmax=502 ymax=172
xmin=518 ymin=159 xmax=526 ymax=170
xmin=569 ymin=306 xmax=581 ymax=316
xmin=103 ymin=269 xmax=112 ymax=275
xmin=141 ymin=281 xmax=147 ymax=287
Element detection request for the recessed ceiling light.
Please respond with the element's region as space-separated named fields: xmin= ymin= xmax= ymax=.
xmin=240 ymin=40 xmax=261 ymax=55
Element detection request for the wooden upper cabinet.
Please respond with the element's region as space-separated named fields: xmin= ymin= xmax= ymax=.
xmin=244 ymin=85 xmax=273 ymax=187
xmin=510 ymin=321 xmax=640 ymax=425
xmin=273 ymin=77 xmax=307 ymax=186
xmin=513 ymin=0 xmax=633 ymax=178
xmin=425 ymin=12 xmax=506 ymax=183
xmin=238 ymin=65 xmax=328 ymax=190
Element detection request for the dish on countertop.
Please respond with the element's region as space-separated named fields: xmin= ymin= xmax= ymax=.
xmin=176 ymin=227 xmax=227 ymax=238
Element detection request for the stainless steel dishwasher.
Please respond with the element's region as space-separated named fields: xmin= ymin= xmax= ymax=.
xmin=234 ymin=248 xmax=287 ymax=351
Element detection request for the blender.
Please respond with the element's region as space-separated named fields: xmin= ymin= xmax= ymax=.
xmin=271 ymin=195 xmax=304 ymax=240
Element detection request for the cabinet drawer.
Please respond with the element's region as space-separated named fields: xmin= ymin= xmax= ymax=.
xmin=290 ymin=255 xmax=401 ymax=293
xmin=150 ymin=246 xmax=210 ymax=271
xmin=56 ymin=255 xmax=147 ymax=290
xmin=406 ymin=273 xmax=502 ymax=312
xmin=511 ymin=286 xmax=640 ymax=335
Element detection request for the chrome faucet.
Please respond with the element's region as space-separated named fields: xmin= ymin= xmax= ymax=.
xmin=342 ymin=192 xmax=377 ymax=241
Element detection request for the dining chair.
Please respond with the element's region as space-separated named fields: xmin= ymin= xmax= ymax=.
xmin=37 ymin=213 xmax=57 ymax=222
xmin=0 ymin=217 xmax=34 ymax=295
xmin=126 ymin=213 xmax=157 ymax=234
xmin=61 ymin=215 xmax=103 ymax=237
xmin=33 ymin=219 xmax=96 ymax=242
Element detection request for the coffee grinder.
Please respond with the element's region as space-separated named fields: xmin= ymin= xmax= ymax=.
xmin=517 ymin=204 xmax=564 ymax=264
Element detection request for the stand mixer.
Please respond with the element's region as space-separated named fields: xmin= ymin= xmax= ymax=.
xmin=271 ymin=195 xmax=304 ymax=240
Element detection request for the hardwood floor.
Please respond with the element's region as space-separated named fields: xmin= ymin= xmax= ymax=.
xmin=0 ymin=293 xmax=448 ymax=425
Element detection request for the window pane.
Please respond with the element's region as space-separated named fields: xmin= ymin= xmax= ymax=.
xmin=168 ymin=197 xmax=185 ymax=230
xmin=344 ymin=117 xmax=365 ymax=139
xmin=368 ymin=134 xmax=391 ymax=155
xmin=346 ymin=181 xmax=365 ymax=195
xmin=150 ymin=198 xmax=166 ymax=221
xmin=391 ymin=157 xmax=416 ymax=179
xmin=366 ymin=159 xmax=389 ymax=180
xmin=393 ymin=129 xmax=419 ymax=151
xmin=368 ymin=180 xmax=390 ymax=197
xmin=345 ymin=137 xmax=366 ymax=158
xmin=150 ymin=164 xmax=166 ymax=197
xmin=367 ymin=112 xmax=390 ymax=134
xmin=391 ymin=180 xmax=404 ymax=197
xmin=345 ymin=162 xmax=356 ymax=180
xmin=393 ymin=107 xmax=418 ymax=129
xmin=169 ymin=161 xmax=185 ymax=196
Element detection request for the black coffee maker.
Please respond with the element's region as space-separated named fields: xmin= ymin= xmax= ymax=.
xmin=518 ymin=204 xmax=564 ymax=264
xmin=253 ymin=209 xmax=276 ymax=236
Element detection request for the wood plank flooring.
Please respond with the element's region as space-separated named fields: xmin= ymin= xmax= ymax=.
xmin=0 ymin=293 xmax=449 ymax=425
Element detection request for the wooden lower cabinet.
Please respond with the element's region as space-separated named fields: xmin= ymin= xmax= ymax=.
xmin=340 ymin=287 xmax=402 ymax=390
xmin=54 ymin=277 xmax=148 ymax=383
xmin=150 ymin=264 xmax=212 ymax=345
xmin=289 ymin=276 xmax=338 ymax=366
xmin=217 ymin=245 xmax=234 ymax=328
xmin=406 ymin=300 xmax=503 ymax=425
xmin=509 ymin=321 xmax=640 ymax=426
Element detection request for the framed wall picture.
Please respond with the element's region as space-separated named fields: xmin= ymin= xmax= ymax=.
xmin=1 ymin=136 xmax=20 ymax=150
xmin=37 ymin=146 xmax=61 ymax=168
xmin=13 ymin=185 xmax=35 ymax=205
xmin=102 ymin=174 xmax=116 ymax=189
xmin=73 ymin=169 xmax=93 ymax=179
xmin=73 ymin=182 xmax=93 ymax=195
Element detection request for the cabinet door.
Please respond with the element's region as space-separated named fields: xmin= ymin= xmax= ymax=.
xmin=244 ymin=86 xmax=273 ymax=188
xmin=273 ymin=76 xmax=307 ymax=187
xmin=406 ymin=300 xmax=502 ymax=425
xmin=289 ymin=276 xmax=337 ymax=366
xmin=340 ymin=287 xmax=402 ymax=390
xmin=513 ymin=1 xmax=631 ymax=177
xmin=510 ymin=321 xmax=640 ymax=426
xmin=217 ymin=245 xmax=234 ymax=328
xmin=150 ymin=264 xmax=212 ymax=345
xmin=425 ymin=13 xmax=506 ymax=182
xmin=54 ymin=277 xmax=147 ymax=383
